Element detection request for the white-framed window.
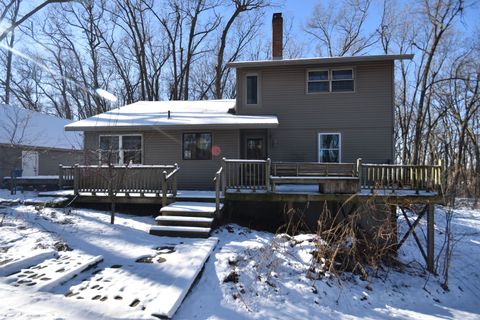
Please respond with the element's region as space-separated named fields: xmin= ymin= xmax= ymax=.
xmin=245 ymin=73 xmax=260 ymax=105
xmin=318 ymin=133 xmax=341 ymax=163
xmin=183 ymin=132 xmax=212 ymax=160
xmin=307 ymin=68 xmax=354 ymax=93
xmin=98 ymin=134 xmax=142 ymax=165
xmin=307 ymin=69 xmax=329 ymax=93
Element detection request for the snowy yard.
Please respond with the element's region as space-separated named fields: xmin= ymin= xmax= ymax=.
xmin=0 ymin=192 xmax=479 ymax=319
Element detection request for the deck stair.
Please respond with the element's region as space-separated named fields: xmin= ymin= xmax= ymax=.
xmin=149 ymin=201 xmax=223 ymax=238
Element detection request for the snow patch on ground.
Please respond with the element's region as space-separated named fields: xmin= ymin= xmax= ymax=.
xmin=0 ymin=202 xmax=217 ymax=319
xmin=0 ymin=189 xmax=67 ymax=205
xmin=0 ymin=193 xmax=479 ymax=319
xmin=176 ymin=206 xmax=480 ymax=320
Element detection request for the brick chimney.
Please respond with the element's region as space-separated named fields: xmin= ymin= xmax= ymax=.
xmin=272 ymin=13 xmax=283 ymax=60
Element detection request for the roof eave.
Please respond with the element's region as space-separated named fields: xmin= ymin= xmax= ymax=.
xmin=65 ymin=122 xmax=279 ymax=132
xmin=227 ymin=54 xmax=415 ymax=68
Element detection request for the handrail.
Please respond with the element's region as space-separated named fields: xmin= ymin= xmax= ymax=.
xmin=72 ymin=163 xmax=180 ymax=206
xmin=223 ymin=159 xmax=268 ymax=164
xmin=72 ymin=164 xmax=176 ymax=169
xmin=214 ymin=167 xmax=223 ymax=213
xmin=165 ymin=166 xmax=181 ymax=180
xmin=361 ymin=164 xmax=441 ymax=168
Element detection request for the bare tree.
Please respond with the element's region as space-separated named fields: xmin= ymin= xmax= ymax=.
xmin=0 ymin=0 xmax=73 ymax=42
xmin=213 ymin=0 xmax=269 ymax=99
xmin=305 ymin=0 xmax=376 ymax=57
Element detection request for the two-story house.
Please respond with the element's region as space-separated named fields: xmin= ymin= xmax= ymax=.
xmin=66 ymin=13 xmax=412 ymax=190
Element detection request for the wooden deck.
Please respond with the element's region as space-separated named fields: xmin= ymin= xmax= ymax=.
xmin=56 ymin=159 xmax=443 ymax=273
xmin=57 ymin=159 xmax=443 ymax=205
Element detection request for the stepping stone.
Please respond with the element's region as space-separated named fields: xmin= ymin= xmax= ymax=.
xmin=5 ymin=252 xmax=103 ymax=292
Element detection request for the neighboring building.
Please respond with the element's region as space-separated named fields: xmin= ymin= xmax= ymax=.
xmin=0 ymin=104 xmax=83 ymax=179
xmin=65 ymin=13 xmax=412 ymax=190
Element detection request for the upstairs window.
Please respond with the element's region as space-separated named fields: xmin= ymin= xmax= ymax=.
xmin=183 ymin=133 xmax=212 ymax=160
xmin=307 ymin=69 xmax=354 ymax=93
xmin=99 ymin=135 xmax=142 ymax=165
xmin=331 ymin=69 xmax=354 ymax=92
xmin=307 ymin=70 xmax=329 ymax=93
xmin=246 ymin=74 xmax=259 ymax=105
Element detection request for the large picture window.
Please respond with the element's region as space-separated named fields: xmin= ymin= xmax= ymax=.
xmin=318 ymin=133 xmax=341 ymax=163
xmin=183 ymin=133 xmax=212 ymax=160
xmin=307 ymin=69 xmax=354 ymax=93
xmin=99 ymin=135 xmax=142 ymax=165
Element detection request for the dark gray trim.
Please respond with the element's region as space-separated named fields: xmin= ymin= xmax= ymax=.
xmin=65 ymin=122 xmax=279 ymax=132
xmin=227 ymin=54 xmax=414 ymax=68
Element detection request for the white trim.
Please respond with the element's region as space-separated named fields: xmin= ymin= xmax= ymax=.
xmin=98 ymin=134 xmax=143 ymax=165
xmin=306 ymin=68 xmax=355 ymax=94
xmin=244 ymin=72 xmax=261 ymax=106
xmin=318 ymin=132 xmax=342 ymax=163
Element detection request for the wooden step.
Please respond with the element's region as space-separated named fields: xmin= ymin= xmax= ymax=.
xmin=149 ymin=225 xmax=211 ymax=238
xmin=155 ymin=215 xmax=214 ymax=227
xmin=160 ymin=201 xmax=223 ymax=218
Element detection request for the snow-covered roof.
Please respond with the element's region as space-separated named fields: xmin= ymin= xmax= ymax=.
xmin=0 ymin=104 xmax=83 ymax=150
xmin=227 ymin=54 xmax=414 ymax=68
xmin=65 ymin=100 xmax=279 ymax=132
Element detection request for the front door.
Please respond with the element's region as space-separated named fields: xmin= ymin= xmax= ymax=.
xmin=22 ymin=151 xmax=39 ymax=176
xmin=245 ymin=137 xmax=266 ymax=160
xmin=242 ymin=132 xmax=267 ymax=187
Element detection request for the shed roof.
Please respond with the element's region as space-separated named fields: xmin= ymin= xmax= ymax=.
xmin=0 ymin=104 xmax=83 ymax=150
xmin=65 ymin=100 xmax=279 ymax=132
xmin=227 ymin=54 xmax=414 ymax=68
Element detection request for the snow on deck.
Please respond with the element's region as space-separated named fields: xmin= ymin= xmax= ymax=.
xmin=3 ymin=175 xmax=59 ymax=180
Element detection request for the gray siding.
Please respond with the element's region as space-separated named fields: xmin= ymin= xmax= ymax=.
xmin=0 ymin=145 xmax=83 ymax=178
xmin=38 ymin=149 xmax=83 ymax=175
xmin=235 ymin=61 xmax=394 ymax=163
xmin=84 ymin=130 xmax=240 ymax=189
xmin=0 ymin=146 xmax=21 ymax=178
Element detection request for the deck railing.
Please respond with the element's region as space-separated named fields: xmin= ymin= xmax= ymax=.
xmin=59 ymin=165 xmax=75 ymax=189
xmin=73 ymin=164 xmax=180 ymax=206
xmin=220 ymin=158 xmax=442 ymax=194
xmin=221 ymin=158 xmax=271 ymax=192
xmin=360 ymin=161 xmax=442 ymax=193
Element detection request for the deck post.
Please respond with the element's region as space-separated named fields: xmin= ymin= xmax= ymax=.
xmin=437 ymin=159 xmax=442 ymax=192
xmin=356 ymin=158 xmax=362 ymax=191
xmin=73 ymin=164 xmax=79 ymax=195
xmin=9 ymin=170 xmax=16 ymax=195
xmin=215 ymin=170 xmax=221 ymax=213
xmin=427 ymin=203 xmax=435 ymax=273
xmin=161 ymin=170 xmax=167 ymax=207
xmin=173 ymin=163 xmax=178 ymax=196
xmin=58 ymin=164 xmax=63 ymax=189
xmin=265 ymin=158 xmax=271 ymax=191
xmin=221 ymin=157 xmax=227 ymax=193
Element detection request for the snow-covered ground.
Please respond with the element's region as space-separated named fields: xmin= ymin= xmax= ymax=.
xmin=0 ymin=192 xmax=479 ymax=319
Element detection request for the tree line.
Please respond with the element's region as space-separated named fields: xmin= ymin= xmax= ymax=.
xmin=0 ymin=0 xmax=478 ymax=199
